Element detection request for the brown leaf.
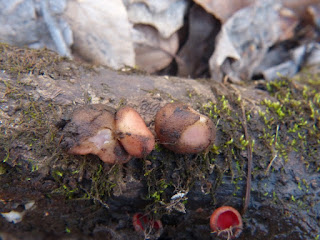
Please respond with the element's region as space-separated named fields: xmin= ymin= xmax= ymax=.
xmin=282 ymin=0 xmax=320 ymax=16
xmin=193 ymin=0 xmax=255 ymax=23
xmin=133 ymin=24 xmax=179 ymax=73
xmin=209 ymin=1 xmax=287 ymax=82
xmin=126 ymin=0 xmax=188 ymax=38
xmin=64 ymin=0 xmax=135 ymax=69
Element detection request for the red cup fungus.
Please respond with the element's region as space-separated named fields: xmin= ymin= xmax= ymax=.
xmin=132 ymin=213 xmax=163 ymax=237
xmin=209 ymin=206 xmax=243 ymax=239
xmin=60 ymin=104 xmax=155 ymax=164
xmin=116 ymin=106 xmax=155 ymax=158
xmin=155 ymin=102 xmax=215 ymax=153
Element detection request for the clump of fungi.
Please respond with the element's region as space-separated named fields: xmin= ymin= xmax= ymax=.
xmin=155 ymin=102 xmax=215 ymax=153
xmin=210 ymin=206 xmax=243 ymax=239
xmin=60 ymin=102 xmax=215 ymax=163
xmin=132 ymin=213 xmax=163 ymax=239
xmin=60 ymin=104 xmax=154 ymax=164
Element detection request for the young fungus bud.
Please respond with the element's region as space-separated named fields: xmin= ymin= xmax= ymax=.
xmin=155 ymin=102 xmax=215 ymax=153
xmin=116 ymin=106 xmax=155 ymax=158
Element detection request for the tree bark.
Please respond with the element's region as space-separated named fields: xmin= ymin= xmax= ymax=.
xmin=0 ymin=44 xmax=319 ymax=240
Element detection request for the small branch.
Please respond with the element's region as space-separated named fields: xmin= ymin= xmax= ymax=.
xmin=265 ymin=124 xmax=279 ymax=175
xmin=241 ymin=105 xmax=253 ymax=215
xmin=80 ymin=186 xmax=109 ymax=209
xmin=227 ymin=84 xmax=253 ymax=215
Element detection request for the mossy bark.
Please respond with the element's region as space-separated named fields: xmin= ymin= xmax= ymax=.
xmin=0 ymin=44 xmax=319 ymax=240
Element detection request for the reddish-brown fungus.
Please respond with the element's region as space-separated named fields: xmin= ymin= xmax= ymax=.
xmin=155 ymin=102 xmax=215 ymax=153
xmin=61 ymin=104 xmax=130 ymax=164
xmin=116 ymin=106 xmax=155 ymax=158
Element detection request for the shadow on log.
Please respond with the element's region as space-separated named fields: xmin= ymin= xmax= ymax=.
xmin=0 ymin=44 xmax=319 ymax=239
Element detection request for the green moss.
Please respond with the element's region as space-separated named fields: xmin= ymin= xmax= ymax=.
xmin=1 ymin=82 xmax=61 ymax=160
xmin=90 ymin=163 xmax=120 ymax=199
xmin=199 ymin=76 xmax=320 ymax=214
xmin=0 ymin=77 xmax=79 ymax=200
xmin=0 ymin=43 xmax=92 ymax=79
xmin=261 ymin=77 xmax=320 ymax=170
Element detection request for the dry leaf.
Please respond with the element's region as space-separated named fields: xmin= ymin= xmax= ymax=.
xmin=282 ymin=0 xmax=320 ymax=16
xmin=124 ymin=0 xmax=181 ymax=12
xmin=126 ymin=0 xmax=188 ymax=38
xmin=209 ymin=0 xmax=283 ymax=82
xmin=193 ymin=0 xmax=255 ymax=23
xmin=0 ymin=0 xmax=72 ymax=54
xmin=133 ymin=24 xmax=178 ymax=73
xmin=64 ymin=0 xmax=135 ymax=69
xmin=306 ymin=4 xmax=320 ymax=27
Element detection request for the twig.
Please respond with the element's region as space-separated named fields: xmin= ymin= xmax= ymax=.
xmin=241 ymin=105 xmax=253 ymax=215
xmin=228 ymin=84 xmax=253 ymax=214
xmin=80 ymin=186 xmax=109 ymax=209
xmin=265 ymin=124 xmax=279 ymax=174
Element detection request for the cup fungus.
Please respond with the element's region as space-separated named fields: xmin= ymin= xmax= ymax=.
xmin=132 ymin=213 xmax=163 ymax=236
xmin=155 ymin=102 xmax=215 ymax=153
xmin=60 ymin=104 xmax=131 ymax=164
xmin=60 ymin=104 xmax=155 ymax=164
xmin=209 ymin=206 xmax=243 ymax=239
xmin=116 ymin=106 xmax=155 ymax=158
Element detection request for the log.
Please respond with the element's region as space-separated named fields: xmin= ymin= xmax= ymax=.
xmin=0 ymin=44 xmax=319 ymax=239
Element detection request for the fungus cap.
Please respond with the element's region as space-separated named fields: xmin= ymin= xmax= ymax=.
xmin=210 ymin=206 xmax=243 ymax=239
xmin=132 ymin=213 xmax=163 ymax=235
xmin=116 ymin=106 xmax=155 ymax=158
xmin=61 ymin=104 xmax=130 ymax=164
xmin=155 ymin=102 xmax=215 ymax=153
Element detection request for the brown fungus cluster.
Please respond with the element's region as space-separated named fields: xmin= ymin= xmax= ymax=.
xmin=61 ymin=102 xmax=215 ymax=164
xmin=60 ymin=104 xmax=154 ymax=164
xmin=155 ymin=102 xmax=215 ymax=154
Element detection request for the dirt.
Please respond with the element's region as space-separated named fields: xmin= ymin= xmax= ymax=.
xmin=0 ymin=44 xmax=319 ymax=240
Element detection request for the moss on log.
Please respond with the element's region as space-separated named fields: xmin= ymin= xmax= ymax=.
xmin=0 ymin=44 xmax=319 ymax=239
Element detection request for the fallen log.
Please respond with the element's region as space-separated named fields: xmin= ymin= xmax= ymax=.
xmin=0 ymin=44 xmax=319 ymax=240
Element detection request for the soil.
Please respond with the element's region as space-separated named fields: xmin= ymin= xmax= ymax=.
xmin=0 ymin=44 xmax=319 ymax=240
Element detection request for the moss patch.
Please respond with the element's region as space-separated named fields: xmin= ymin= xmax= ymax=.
xmin=0 ymin=43 xmax=92 ymax=79
xmin=260 ymin=77 xmax=320 ymax=172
